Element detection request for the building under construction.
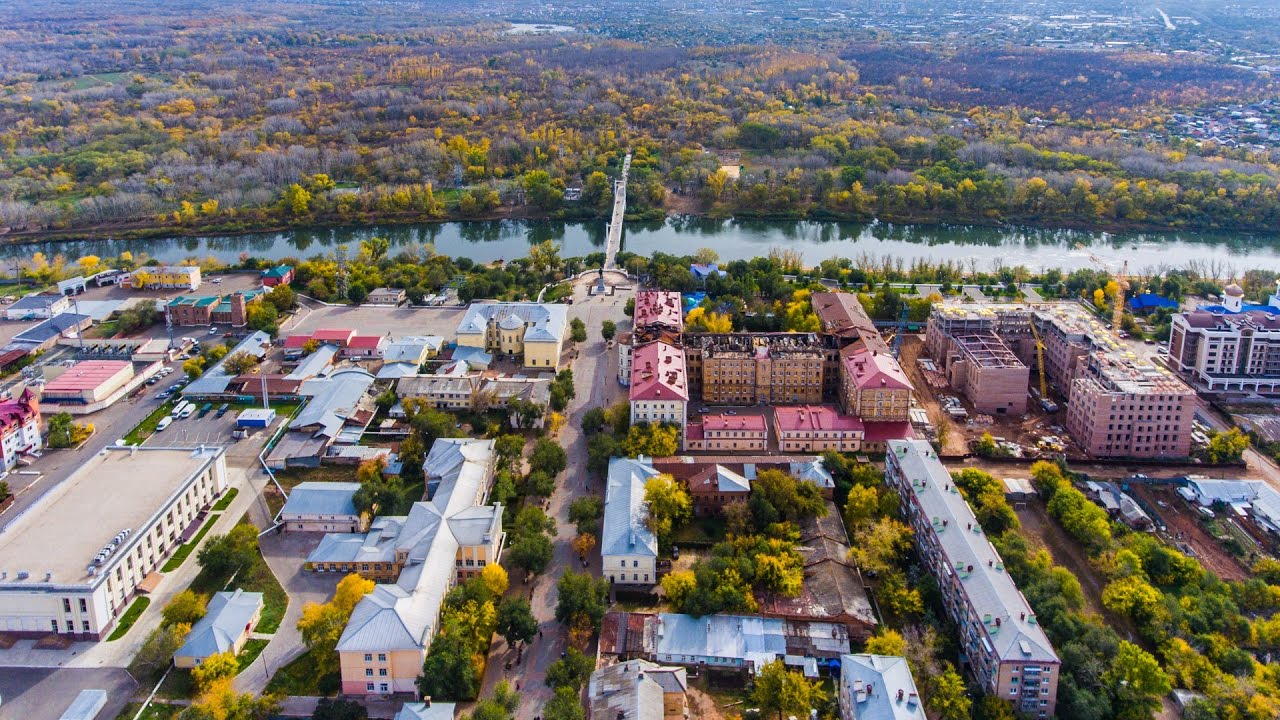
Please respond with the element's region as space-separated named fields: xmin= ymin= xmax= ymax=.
xmin=926 ymin=301 xmax=1196 ymax=458
xmin=685 ymin=333 xmax=835 ymax=405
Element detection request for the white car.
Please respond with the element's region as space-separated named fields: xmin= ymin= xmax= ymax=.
xmin=156 ymin=417 xmax=173 ymax=432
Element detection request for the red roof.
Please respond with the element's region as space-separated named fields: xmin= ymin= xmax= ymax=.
xmin=634 ymin=291 xmax=683 ymax=330
xmin=346 ymin=335 xmax=385 ymax=350
xmin=43 ymin=360 xmax=131 ymax=392
xmin=773 ymin=405 xmax=864 ymax=433
xmin=629 ymin=342 xmax=688 ymax=402
xmin=312 ymin=328 xmax=356 ymax=343
xmin=703 ymin=413 xmax=767 ymax=432
xmin=843 ymin=347 xmax=912 ymax=391
xmin=861 ymin=421 xmax=914 ymax=443
xmin=0 ymin=391 xmax=37 ymax=432
xmin=685 ymin=423 xmax=705 ymax=441
xmin=283 ymin=335 xmax=312 ymax=349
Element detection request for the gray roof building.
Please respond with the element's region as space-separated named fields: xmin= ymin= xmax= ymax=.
xmin=837 ymin=654 xmax=926 ymax=720
xmin=175 ymin=589 xmax=264 ymax=661
xmin=396 ymin=702 xmax=457 ymax=720
xmin=603 ymin=457 xmax=660 ymax=561
xmin=456 ymin=302 xmax=567 ymax=344
xmin=282 ymin=481 xmax=360 ymax=517
xmin=589 ymin=659 xmax=688 ymax=720
xmin=182 ymin=331 xmax=272 ymax=396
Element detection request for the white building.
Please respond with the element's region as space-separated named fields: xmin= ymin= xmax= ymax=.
xmin=603 ymin=457 xmax=660 ymax=586
xmin=5 ymin=293 xmax=71 ymax=321
xmin=280 ymin=481 xmax=363 ymax=532
xmin=0 ymin=446 xmax=228 ymax=640
xmin=1168 ymin=281 xmax=1280 ymax=394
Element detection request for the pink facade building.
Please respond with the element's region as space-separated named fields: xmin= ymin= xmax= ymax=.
xmin=0 ymin=390 xmax=41 ymax=471
xmin=630 ymin=341 xmax=689 ymax=435
xmin=773 ymin=405 xmax=864 ymax=453
xmin=685 ymin=413 xmax=768 ymax=452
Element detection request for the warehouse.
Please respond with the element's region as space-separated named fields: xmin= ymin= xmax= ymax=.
xmin=41 ymin=360 xmax=136 ymax=405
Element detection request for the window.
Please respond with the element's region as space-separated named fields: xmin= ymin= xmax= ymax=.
xmin=366 ymin=683 xmax=375 ymax=692
xmin=82 ymin=621 xmax=90 ymax=632
xmin=63 ymin=598 xmax=71 ymax=613
xmin=380 ymin=684 xmax=389 ymax=692
xmin=378 ymin=653 xmax=386 ymax=661
xmin=366 ymin=669 xmax=374 ymax=677
xmin=51 ymin=619 xmax=59 ymax=632
xmin=379 ymin=669 xmax=387 ymax=676
xmin=365 ymin=653 xmax=372 ymax=662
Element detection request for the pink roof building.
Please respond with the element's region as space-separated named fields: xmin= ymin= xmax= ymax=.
xmin=629 ymin=342 xmax=689 ymax=402
xmin=772 ymin=405 xmax=864 ymax=453
xmin=844 ymin=349 xmax=912 ymax=391
xmin=841 ymin=347 xmax=913 ymax=422
xmin=634 ymin=291 xmax=684 ymax=331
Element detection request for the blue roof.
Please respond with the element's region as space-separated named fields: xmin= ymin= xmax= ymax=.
xmin=1201 ymin=303 xmax=1278 ymax=315
xmin=1128 ymin=293 xmax=1178 ymax=312
xmin=11 ymin=313 xmax=90 ymax=345
xmin=602 ymin=457 xmax=659 ymax=559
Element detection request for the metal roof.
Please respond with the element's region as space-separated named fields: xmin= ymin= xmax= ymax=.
xmin=603 ymin=457 xmax=660 ymax=559
xmin=282 ymin=482 xmax=360 ymax=518
xmin=887 ymin=440 xmax=1058 ymax=665
xmin=175 ymin=589 xmax=263 ymax=660
xmin=395 ymin=702 xmax=457 ymax=720
xmin=588 ymin=659 xmax=686 ymax=720
xmin=654 ymin=613 xmax=785 ymax=672
xmin=290 ymin=369 xmax=375 ymax=438
xmin=456 ymin=302 xmax=567 ymax=344
xmin=839 ymin=654 xmax=927 ymax=720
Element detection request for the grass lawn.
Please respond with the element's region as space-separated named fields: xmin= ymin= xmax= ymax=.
xmin=106 ymin=596 xmax=151 ymax=641
xmin=114 ymin=702 xmax=182 ymax=720
xmin=236 ymin=638 xmax=270 ymax=673
xmin=188 ymin=519 xmax=288 ymax=633
xmin=156 ymin=668 xmax=196 ymax=700
xmin=272 ymin=465 xmax=359 ymax=490
xmin=161 ymin=513 xmax=221 ymax=573
xmin=671 ymin=516 xmax=726 ymax=547
xmin=125 ymin=401 xmax=177 ymax=445
xmin=212 ymin=487 xmax=239 ymax=512
xmin=265 ymin=649 xmax=339 ymax=696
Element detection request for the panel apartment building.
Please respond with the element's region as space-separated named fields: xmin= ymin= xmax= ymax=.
xmin=1168 ymin=281 xmax=1280 ymax=395
xmin=0 ymin=446 xmax=228 ymax=640
xmin=885 ymin=440 xmax=1059 ymax=717
xmin=927 ymin=301 xmax=1195 ymax=458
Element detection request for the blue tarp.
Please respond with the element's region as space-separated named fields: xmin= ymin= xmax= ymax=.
xmin=1128 ymin=293 xmax=1178 ymax=313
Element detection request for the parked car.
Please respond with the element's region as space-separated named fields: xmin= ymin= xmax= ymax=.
xmin=156 ymin=417 xmax=173 ymax=432
xmin=215 ymin=403 xmax=230 ymax=418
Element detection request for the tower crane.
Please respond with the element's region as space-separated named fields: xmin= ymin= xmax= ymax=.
xmin=1075 ymin=243 xmax=1128 ymax=330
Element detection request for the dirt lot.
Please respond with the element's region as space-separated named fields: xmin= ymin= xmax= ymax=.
xmin=1130 ymin=484 xmax=1252 ymax=582
xmin=282 ymin=300 xmax=467 ymax=338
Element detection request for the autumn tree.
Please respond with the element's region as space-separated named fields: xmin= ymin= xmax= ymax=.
xmin=298 ymin=573 xmax=376 ymax=676
xmin=643 ymin=474 xmax=691 ymax=547
xmin=750 ymin=659 xmax=826 ymax=720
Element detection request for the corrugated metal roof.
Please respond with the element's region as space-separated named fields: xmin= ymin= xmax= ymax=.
xmin=175 ymin=589 xmax=263 ymax=660
xmin=839 ymin=654 xmax=927 ymax=720
xmin=282 ymin=482 xmax=360 ymax=518
xmin=603 ymin=457 xmax=660 ymax=559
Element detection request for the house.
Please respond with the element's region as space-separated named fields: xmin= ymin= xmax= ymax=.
xmin=589 ymin=659 xmax=688 ymax=720
xmin=281 ymin=482 xmax=364 ymax=532
xmin=685 ymin=464 xmax=751 ymax=517
xmin=837 ymin=654 xmax=927 ymax=720
xmin=173 ymin=590 xmax=264 ymax=668
xmin=1128 ymin=293 xmax=1178 ymax=314
xmin=684 ymin=413 xmax=768 ymax=452
xmin=455 ymin=302 xmax=568 ymax=369
xmin=0 ymin=389 xmax=41 ymax=470
xmin=629 ymin=342 xmax=689 ymax=438
xmin=773 ymin=405 xmax=864 ymax=453
xmin=604 ymin=457 xmax=661 ymax=587
xmin=260 ymin=265 xmax=294 ymax=287
xmin=376 ymin=336 xmax=444 ymax=379
xmin=395 ymin=702 xmax=457 ymax=720
xmin=5 ymin=293 xmax=71 ymax=320
xmin=366 ymin=287 xmax=407 ymax=306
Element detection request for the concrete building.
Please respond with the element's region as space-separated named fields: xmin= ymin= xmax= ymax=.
xmin=128 ymin=265 xmax=201 ymax=291
xmin=173 ymin=589 xmax=263 ymax=668
xmin=684 ymin=413 xmax=768 ymax=452
xmin=933 ymin=331 xmax=1030 ymax=415
xmin=166 ymin=291 xmax=258 ymax=328
xmin=885 ymin=440 xmax=1058 ymax=717
xmin=455 ymin=302 xmax=567 ymax=370
xmin=774 ymin=405 xmax=865 ymax=453
xmin=618 ymin=331 xmax=634 ymax=386
xmin=366 ymin=287 xmax=407 ymax=306
xmin=1169 ymin=283 xmax=1280 ymax=394
xmin=5 ymin=293 xmax=71 ymax=320
xmin=603 ymin=457 xmax=661 ymax=587
xmin=0 ymin=446 xmax=227 ymax=640
xmin=1064 ymin=351 xmax=1196 ymax=458
xmin=630 ymin=342 xmax=689 ymax=434
xmin=685 ymin=333 xmax=830 ymax=405
xmin=40 ymin=360 xmax=135 ymax=405
xmin=307 ymin=438 xmax=504 ymax=696
xmin=837 ymin=654 xmax=926 ymax=720
xmin=9 ymin=313 xmax=92 ymax=352
xmin=589 ymin=659 xmax=688 ymax=720
xmin=0 ymin=390 xmax=41 ymax=471
xmin=841 ymin=346 xmax=913 ymax=421
xmin=281 ymin=482 xmax=363 ymax=532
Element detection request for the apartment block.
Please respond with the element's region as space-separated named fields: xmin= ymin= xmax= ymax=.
xmin=885 ymin=440 xmax=1058 ymax=717
xmin=1169 ymin=282 xmax=1280 ymax=394
xmin=630 ymin=342 xmax=689 ymax=434
xmin=685 ymin=333 xmax=830 ymax=405
xmin=0 ymin=446 xmax=227 ymax=640
xmin=1064 ymin=353 xmax=1196 ymax=458
xmin=0 ymin=389 xmax=41 ymax=471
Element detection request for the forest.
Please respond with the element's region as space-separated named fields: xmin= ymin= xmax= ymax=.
xmin=5 ymin=1 xmax=1280 ymax=242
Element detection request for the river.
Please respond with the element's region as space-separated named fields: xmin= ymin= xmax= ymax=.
xmin=6 ymin=218 xmax=1280 ymax=274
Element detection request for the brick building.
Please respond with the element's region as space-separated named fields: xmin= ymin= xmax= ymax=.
xmin=684 ymin=413 xmax=768 ymax=452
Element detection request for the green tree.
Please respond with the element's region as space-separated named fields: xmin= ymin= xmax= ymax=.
xmin=312 ymin=698 xmax=369 ymax=720
xmin=467 ymin=682 xmax=519 ymax=720
xmin=495 ymin=597 xmax=538 ymax=646
xmin=568 ymin=496 xmax=604 ymax=534
xmin=570 ymin=317 xmax=587 ymax=343
xmin=580 ymin=406 xmax=607 ymax=435
xmin=162 ymin=590 xmax=207 ymax=627
xmin=507 ymin=530 xmax=553 ymax=576
xmin=545 ymin=647 xmax=594 ymax=690
xmin=1104 ymin=641 xmax=1171 ymax=720
xmin=643 ymin=474 xmax=691 ymax=547
xmin=347 ymin=283 xmax=369 ymax=304
xmin=46 ymin=412 xmax=75 ymax=448
xmin=196 ymin=524 xmax=260 ymax=577
xmin=521 ymin=171 xmax=565 ymax=211
xmin=530 ymin=438 xmax=568 ymax=476
xmin=266 ymin=284 xmax=297 ymax=313
xmin=223 ymin=351 xmax=259 ymax=374
xmin=750 ymin=659 xmax=826 ymax=720
xmin=601 ymin=319 xmax=617 ymax=342
xmin=555 ymin=570 xmax=609 ymax=633
xmin=749 ymin=469 xmax=825 ymax=526
xmin=246 ymin=301 xmax=279 ymax=335
xmin=417 ymin=616 xmax=481 ymax=700
xmin=543 ymin=686 xmax=585 ymax=720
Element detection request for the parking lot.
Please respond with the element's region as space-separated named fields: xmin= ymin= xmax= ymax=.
xmin=283 ymin=300 xmax=466 ymax=338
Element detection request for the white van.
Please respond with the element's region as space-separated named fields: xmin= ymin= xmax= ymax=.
xmin=170 ymin=401 xmax=189 ymax=417
xmin=1196 ymin=506 xmax=1216 ymax=520
xmin=178 ymin=404 xmax=196 ymax=419
xmin=156 ymin=417 xmax=174 ymax=432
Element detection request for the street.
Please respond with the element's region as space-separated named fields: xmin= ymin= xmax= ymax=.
xmin=477 ymin=274 xmax=629 ymax=717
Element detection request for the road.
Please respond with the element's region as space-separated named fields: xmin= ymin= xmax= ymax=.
xmin=477 ymin=275 xmax=629 ymax=717
xmin=0 ymin=359 xmax=183 ymax=531
xmin=603 ymin=152 xmax=632 ymax=270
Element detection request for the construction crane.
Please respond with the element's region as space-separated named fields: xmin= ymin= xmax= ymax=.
xmin=1027 ymin=315 xmax=1057 ymax=412
xmin=1075 ymin=242 xmax=1129 ymax=330
xmin=891 ymin=303 xmax=909 ymax=358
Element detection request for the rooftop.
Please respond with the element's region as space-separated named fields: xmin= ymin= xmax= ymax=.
xmin=630 ymin=342 xmax=688 ymax=402
xmin=843 ymin=347 xmax=913 ymax=390
xmin=0 ymin=446 xmax=224 ymax=587
xmin=888 ymin=440 xmax=1058 ymax=665
xmin=42 ymin=360 xmax=132 ymax=392
xmin=951 ymin=332 xmax=1026 ymax=370
xmin=634 ymin=291 xmax=684 ymax=331
xmin=12 ymin=313 xmax=91 ymax=346
xmin=176 ymin=589 xmax=264 ymax=659
xmin=774 ymin=405 xmax=864 ymax=433
xmin=603 ymin=457 xmax=660 ymax=559
xmin=9 ymin=294 xmax=65 ymax=310
xmin=282 ymin=482 xmax=361 ymax=518
xmin=811 ymin=292 xmax=889 ymax=352
xmin=701 ymin=413 xmax=767 ymax=432
xmin=588 ymin=659 xmax=687 ymax=720
xmin=692 ymin=332 xmax=830 ymax=358
xmin=839 ymin=654 xmax=927 ymax=720
xmin=456 ymin=302 xmax=567 ymax=344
